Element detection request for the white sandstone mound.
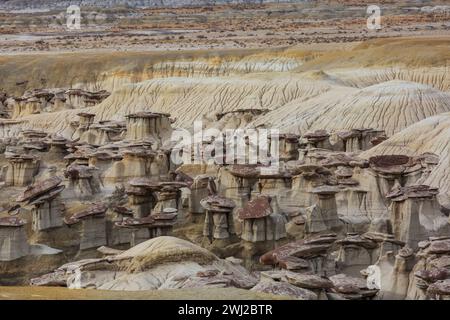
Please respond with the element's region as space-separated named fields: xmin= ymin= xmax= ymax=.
xmin=251 ymin=85 xmax=357 ymax=135
xmin=327 ymin=67 xmax=450 ymax=92
xmin=252 ymin=80 xmax=450 ymax=137
xmin=306 ymin=81 xmax=450 ymax=136
xmin=32 ymin=236 xmax=258 ymax=291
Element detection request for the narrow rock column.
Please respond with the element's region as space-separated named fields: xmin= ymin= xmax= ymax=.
xmin=306 ymin=186 xmax=342 ymax=234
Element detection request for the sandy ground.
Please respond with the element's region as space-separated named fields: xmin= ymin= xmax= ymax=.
xmin=0 ymin=286 xmax=289 ymax=300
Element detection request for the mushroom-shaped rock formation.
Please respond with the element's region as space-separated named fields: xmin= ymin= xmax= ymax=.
xmin=303 ymin=130 xmax=331 ymax=149
xmin=260 ymin=234 xmax=338 ymax=275
xmin=336 ymin=128 xmax=386 ymax=152
xmin=361 ymin=113 xmax=450 ymax=198
xmin=4 ymin=153 xmax=40 ymax=187
xmin=116 ymin=212 xmax=177 ymax=246
xmin=16 ymin=176 xmax=65 ymax=231
xmin=64 ymin=165 xmax=101 ymax=200
xmin=125 ymin=177 xmax=159 ymax=218
xmin=74 ymin=112 xmax=96 ymax=139
xmin=237 ymin=195 xmax=286 ymax=243
xmin=64 ymin=204 xmax=108 ymax=250
xmin=153 ymin=182 xmax=184 ymax=213
xmin=305 ymin=185 xmax=343 ymax=234
xmin=125 ymin=111 xmax=173 ymax=148
xmin=201 ymin=195 xmax=236 ymax=241
xmin=104 ymin=142 xmax=169 ymax=183
xmin=387 ymin=185 xmax=449 ymax=249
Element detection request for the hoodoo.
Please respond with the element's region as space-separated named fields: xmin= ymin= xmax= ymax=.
xmin=0 ymin=1 xmax=448 ymax=301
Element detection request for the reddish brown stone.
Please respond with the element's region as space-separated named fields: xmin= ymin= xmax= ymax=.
xmin=237 ymin=196 xmax=272 ymax=220
xmin=0 ymin=216 xmax=27 ymax=227
xmin=16 ymin=176 xmax=63 ymax=202
xmin=64 ymin=203 xmax=108 ymax=225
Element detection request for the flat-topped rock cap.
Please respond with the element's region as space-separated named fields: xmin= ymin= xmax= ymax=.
xmin=64 ymin=203 xmax=108 ymax=225
xmin=200 ymin=195 xmax=236 ymax=212
xmin=311 ymin=185 xmax=340 ymax=195
xmin=128 ymin=177 xmax=160 ymax=189
xmin=303 ymin=129 xmax=330 ymax=140
xmin=28 ymin=185 xmax=65 ymax=206
xmin=369 ymin=155 xmax=410 ymax=168
xmin=237 ymin=195 xmax=273 ymax=220
xmin=284 ymin=271 xmax=334 ymax=289
xmin=116 ymin=216 xmax=155 ymax=228
xmin=0 ymin=216 xmax=27 ymax=227
xmin=125 ymin=111 xmax=171 ymax=119
xmin=21 ymin=129 xmax=48 ymax=137
xmin=228 ymin=165 xmax=260 ymax=178
xmin=16 ymin=176 xmax=63 ymax=202
xmin=386 ymin=185 xmax=439 ymax=201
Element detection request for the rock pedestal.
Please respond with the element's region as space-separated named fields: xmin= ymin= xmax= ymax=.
xmin=105 ymin=143 xmax=169 ymax=183
xmin=125 ymin=178 xmax=159 ymax=218
xmin=116 ymin=212 xmax=177 ymax=246
xmin=64 ymin=204 xmax=108 ymax=250
xmin=16 ymin=177 xmax=66 ymax=231
xmin=125 ymin=111 xmax=173 ymax=148
xmin=237 ymin=195 xmax=287 ymax=243
xmin=387 ymin=185 xmax=450 ymax=249
xmin=0 ymin=217 xmax=29 ymax=261
xmin=303 ymin=130 xmax=332 ymax=149
xmin=64 ymin=165 xmax=101 ymax=199
xmin=306 ymin=186 xmax=343 ymax=234
xmin=201 ymin=195 xmax=236 ymax=241
xmin=337 ymin=129 xmax=386 ymax=152
xmin=153 ymin=182 xmax=184 ymax=213
xmin=4 ymin=154 xmax=40 ymax=187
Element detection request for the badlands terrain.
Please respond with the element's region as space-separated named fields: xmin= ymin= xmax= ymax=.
xmin=0 ymin=1 xmax=450 ymax=300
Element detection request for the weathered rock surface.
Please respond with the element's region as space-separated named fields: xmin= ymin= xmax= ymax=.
xmin=33 ymin=236 xmax=258 ymax=291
